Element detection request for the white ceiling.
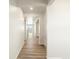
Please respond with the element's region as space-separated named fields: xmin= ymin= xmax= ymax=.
xmin=10 ymin=0 xmax=49 ymax=14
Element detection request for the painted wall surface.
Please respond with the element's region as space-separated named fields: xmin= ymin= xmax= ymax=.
xmin=47 ymin=0 xmax=69 ymax=59
xmin=9 ymin=5 xmax=24 ymax=59
xmin=40 ymin=13 xmax=47 ymax=46
xmin=39 ymin=15 xmax=44 ymax=44
xmin=43 ymin=13 xmax=47 ymax=47
xmin=39 ymin=14 xmax=47 ymax=47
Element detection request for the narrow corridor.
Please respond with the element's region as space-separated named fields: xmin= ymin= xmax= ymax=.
xmin=10 ymin=0 xmax=70 ymax=59
xmin=17 ymin=38 xmax=46 ymax=59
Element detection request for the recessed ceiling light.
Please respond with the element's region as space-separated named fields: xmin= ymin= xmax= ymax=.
xmin=30 ymin=7 xmax=33 ymax=10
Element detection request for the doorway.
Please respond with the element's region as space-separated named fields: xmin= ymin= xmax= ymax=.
xmin=26 ymin=16 xmax=34 ymax=40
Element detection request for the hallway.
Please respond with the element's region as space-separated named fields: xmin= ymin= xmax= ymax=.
xmin=10 ymin=0 xmax=70 ymax=59
xmin=17 ymin=38 xmax=46 ymax=59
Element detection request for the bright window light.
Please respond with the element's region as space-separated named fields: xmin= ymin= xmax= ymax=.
xmin=27 ymin=16 xmax=33 ymax=24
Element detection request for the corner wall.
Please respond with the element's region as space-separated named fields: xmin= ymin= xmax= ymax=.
xmin=47 ymin=0 xmax=70 ymax=59
xmin=9 ymin=5 xmax=25 ymax=59
xmin=39 ymin=13 xmax=47 ymax=47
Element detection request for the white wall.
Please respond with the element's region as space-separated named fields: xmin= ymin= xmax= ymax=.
xmin=47 ymin=0 xmax=69 ymax=59
xmin=43 ymin=13 xmax=47 ymax=47
xmin=40 ymin=13 xmax=47 ymax=47
xmin=39 ymin=14 xmax=47 ymax=46
xmin=39 ymin=15 xmax=44 ymax=44
xmin=9 ymin=5 xmax=24 ymax=59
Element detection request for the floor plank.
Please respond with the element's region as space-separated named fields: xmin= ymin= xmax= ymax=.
xmin=17 ymin=38 xmax=46 ymax=59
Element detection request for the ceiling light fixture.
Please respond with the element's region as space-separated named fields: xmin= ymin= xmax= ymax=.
xmin=30 ymin=7 xmax=33 ymax=10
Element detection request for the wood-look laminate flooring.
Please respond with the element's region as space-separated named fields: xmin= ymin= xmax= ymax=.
xmin=17 ymin=38 xmax=46 ymax=59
